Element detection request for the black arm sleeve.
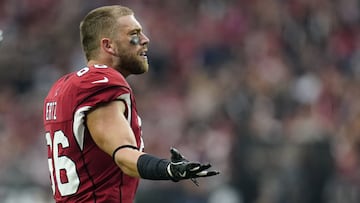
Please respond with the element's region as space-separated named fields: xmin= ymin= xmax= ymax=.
xmin=137 ymin=154 xmax=171 ymax=180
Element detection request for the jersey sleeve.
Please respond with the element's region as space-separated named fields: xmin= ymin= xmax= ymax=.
xmin=74 ymin=66 xmax=131 ymax=110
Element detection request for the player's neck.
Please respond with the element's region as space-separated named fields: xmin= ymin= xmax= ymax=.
xmin=87 ymin=60 xmax=131 ymax=78
xmin=87 ymin=60 xmax=109 ymax=67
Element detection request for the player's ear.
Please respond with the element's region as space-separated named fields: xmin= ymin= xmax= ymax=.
xmin=101 ymin=38 xmax=116 ymax=56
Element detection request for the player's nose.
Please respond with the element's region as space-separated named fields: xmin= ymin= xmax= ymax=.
xmin=140 ymin=33 xmax=149 ymax=45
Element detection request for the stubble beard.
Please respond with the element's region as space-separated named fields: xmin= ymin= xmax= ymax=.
xmin=117 ymin=48 xmax=149 ymax=75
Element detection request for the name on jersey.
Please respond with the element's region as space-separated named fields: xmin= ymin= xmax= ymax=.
xmin=46 ymin=101 xmax=57 ymax=121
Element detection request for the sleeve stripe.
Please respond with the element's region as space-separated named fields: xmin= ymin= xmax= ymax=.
xmin=117 ymin=93 xmax=132 ymax=123
xmin=73 ymin=106 xmax=91 ymax=151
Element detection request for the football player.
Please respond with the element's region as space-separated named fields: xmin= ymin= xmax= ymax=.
xmin=43 ymin=5 xmax=219 ymax=203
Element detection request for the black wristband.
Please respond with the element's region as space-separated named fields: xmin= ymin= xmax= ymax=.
xmin=137 ymin=154 xmax=171 ymax=180
xmin=112 ymin=145 xmax=138 ymax=162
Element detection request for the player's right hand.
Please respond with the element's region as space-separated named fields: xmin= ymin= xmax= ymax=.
xmin=166 ymin=148 xmax=220 ymax=184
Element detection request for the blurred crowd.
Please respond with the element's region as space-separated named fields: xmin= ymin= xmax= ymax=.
xmin=1 ymin=0 xmax=360 ymax=202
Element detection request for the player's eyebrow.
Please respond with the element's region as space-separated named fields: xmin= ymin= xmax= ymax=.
xmin=128 ymin=28 xmax=141 ymax=34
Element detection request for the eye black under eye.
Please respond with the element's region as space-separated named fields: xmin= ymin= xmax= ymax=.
xmin=130 ymin=35 xmax=140 ymax=45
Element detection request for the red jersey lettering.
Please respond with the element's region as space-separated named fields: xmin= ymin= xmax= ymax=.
xmin=43 ymin=65 xmax=143 ymax=203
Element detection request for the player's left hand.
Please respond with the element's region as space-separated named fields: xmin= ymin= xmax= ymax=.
xmin=166 ymin=148 xmax=220 ymax=186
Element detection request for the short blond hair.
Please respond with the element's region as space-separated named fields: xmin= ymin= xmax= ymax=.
xmin=80 ymin=5 xmax=133 ymax=61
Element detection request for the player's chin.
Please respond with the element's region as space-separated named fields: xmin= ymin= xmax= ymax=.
xmin=132 ymin=63 xmax=149 ymax=75
xmin=137 ymin=67 xmax=148 ymax=74
xmin=140 ymin=59 xmax=149 ymax=72
xmin=141 ymin=64 xmax=149 ymax=73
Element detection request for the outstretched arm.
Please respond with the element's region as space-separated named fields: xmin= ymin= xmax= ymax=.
xmin=86 ymin=100 xmax=219 ymax=183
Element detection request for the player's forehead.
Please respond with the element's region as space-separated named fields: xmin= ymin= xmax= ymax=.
xmin=117 ymin=15 xmax=143 ymax=33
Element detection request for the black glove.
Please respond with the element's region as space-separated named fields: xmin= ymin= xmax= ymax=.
xmin=166 ymin=148 xmax=220 ymax=185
